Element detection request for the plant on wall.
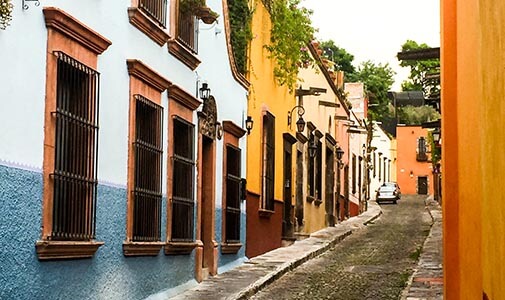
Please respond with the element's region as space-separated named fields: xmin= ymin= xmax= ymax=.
xmin=0 ymin=0 xmax=13 ymax=30
xmin=228 ymin=0 xmax=253 ymax=75
xmin=180 ymin=0 xmax=219 ymax=24
xmin=265 ymin=0 xmax=315 ymax=92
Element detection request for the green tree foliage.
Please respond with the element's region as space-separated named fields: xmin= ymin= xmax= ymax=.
xmin=228 ymin=0 xmax=253 ymax=74
xmin=0 ymin=0 xmax=13 ymax=30
xmin=398 ymin=40 xmax=441 ymax=125
xmin=265 ymin=0 xmax=316 ymax=92
xmin=320 ymin=40 xmax=356 ymax=77
xmin=400 ymin=40 xmax=440 ymax=98
xmin=350 ymin=60 xmax=396 ymax=122
xmin=397 ymin=105 xmax=440 ymax=125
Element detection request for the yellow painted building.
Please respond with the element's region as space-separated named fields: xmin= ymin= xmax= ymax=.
xmin=245 ymin=0 xmax=299 ymax=258
xmin=442 ymin=0 xmax=505 ymax=298
xmin=295 ymin=43 xmax=350 ymax=235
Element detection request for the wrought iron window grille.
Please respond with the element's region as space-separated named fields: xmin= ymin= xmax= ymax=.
xmin=171 ymin=117 xmax=196 ymax=242
xmin=132 ymin=95 xmax=164 ymax=242
xmin=225 ymin=145 xmax=241 ymax=243
xmin=50 ymin=51 xmax=100 ymax=241
xmin=138 ymin=0 xmax=168 ymax=27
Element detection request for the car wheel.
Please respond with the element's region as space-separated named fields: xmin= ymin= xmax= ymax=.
xmin=393 ymin=200 xmax=397 ymax=204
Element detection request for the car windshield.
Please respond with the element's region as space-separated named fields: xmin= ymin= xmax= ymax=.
xmin=379 ymin=186 xmax=395 ymax=192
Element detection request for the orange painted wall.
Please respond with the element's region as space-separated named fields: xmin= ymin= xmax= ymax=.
xmin=442 ymin=0 xmax=505 ymax=297
xmin=395 ymin=126 xmax=433 ymax=195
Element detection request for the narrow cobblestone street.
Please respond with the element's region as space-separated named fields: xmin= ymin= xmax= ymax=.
xmin=250 ymin=195 xmax=432 ymax=300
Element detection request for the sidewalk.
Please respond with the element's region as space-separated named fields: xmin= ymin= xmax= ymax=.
xmin=152 ymin=202 xmax=382 ymax=300
xmin=402 ymin=197 xmax=443 ymax=300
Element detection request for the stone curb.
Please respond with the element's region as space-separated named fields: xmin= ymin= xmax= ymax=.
xmin=232 ymin=203 xmax=383 ymax=300
xmin=400 ymin=196 xmax=443 ymax=300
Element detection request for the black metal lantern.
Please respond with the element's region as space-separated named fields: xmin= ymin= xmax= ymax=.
xmin=296 ymin=116 xmax=306 ymax=133
xmin=308 ymin=140 xmax=318 ymax=158
xmin=336 ymin=146 xmax=344 ymax=161
xmin=432 ymin=129 xmax=441 ymax=143
xmin=288 ymin=105 xmax=306 ymax=133
xmin=199 ymin=82 xmax=210 ymax=100
xmin=245 ymin=115 xmax=253 ymax=135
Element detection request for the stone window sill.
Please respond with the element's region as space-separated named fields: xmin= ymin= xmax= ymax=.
xmin=128 ymin=7 xmax=170 ymax=46
xmin=36 ymin=240 xmax=104 ymax=260
xmin=221 ymin=242 xmax=242 ymax=254
xmin=168 ymin=39 xmax=201 ymax=70
xmin=164 ymin=241 xmax=198 ymax=255
xmin=123 ymin=241 xmax=164 ymax=256
xmin=258 ymin=209 xmax=274 ymax=218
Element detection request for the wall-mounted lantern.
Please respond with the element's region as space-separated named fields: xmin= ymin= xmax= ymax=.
xmin=308 ymin=139 xmax=318 ymax=158
xmin=410 ymin=170 xmax=414 ymax=178
xmin=336 ymin=146 xmax=344 ymax=162
xmin=245 ymin=115 xmax=253 ymax=135
xmin=199 ymin=82 xmax=211 ymax=101
xmin=216 ymin=122 xmax=223 ymax=140
xmin=432 ymin=128 xmax=441 ymax=143
xmin=287 ymin=105 xmax=306 ymax=133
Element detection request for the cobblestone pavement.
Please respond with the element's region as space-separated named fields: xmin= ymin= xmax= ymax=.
xmin=403 ymin=197 xmax=443 ymax=300
xmin=250 ymin=195 xmax=432 ymax=300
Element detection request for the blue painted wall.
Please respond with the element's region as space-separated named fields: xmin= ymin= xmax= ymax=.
xmin=0 ymin=164 xmax=247 ymax=299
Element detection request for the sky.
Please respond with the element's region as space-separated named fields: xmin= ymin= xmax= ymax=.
xmin=302 ymin=0 xmax=440 ymax=90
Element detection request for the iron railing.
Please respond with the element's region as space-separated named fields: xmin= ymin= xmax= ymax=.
xmin=139 ymin=0 xmax=167 ymax=27
xmin=51 ymin=51 xmax=99 ymax=241
xmin=132 ymin=95 xmax=163 ymax=242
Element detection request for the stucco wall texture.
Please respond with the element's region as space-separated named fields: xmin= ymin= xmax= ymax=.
xmin=0 ymin=164 xmax=245 ymax=299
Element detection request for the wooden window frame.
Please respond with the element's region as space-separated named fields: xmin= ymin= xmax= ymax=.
xmin=416 ymin=137 xmax=428 ymax=161
xmin=164 ymin=85 xmax=201 ymax=255
xmin=167 ymin=0 xmax=201 ymax=70
xmin=220 ymin=121 xmax=246 ymax=254
xmin=128 ymin=0 xmax=171 ymax=46
xmin=260 ymin=112 xmax=275 ymax=213
xmin=36 ymin=7 xmax=111 ymax=260
xmin=123 ymin=60 xmax=170 ymax=256
xmin=352 ymin=154 xmax=357 ymax=194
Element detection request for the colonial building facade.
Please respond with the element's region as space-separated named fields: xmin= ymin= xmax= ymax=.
xmin=0 ymin=1 xmax=248 ymax=299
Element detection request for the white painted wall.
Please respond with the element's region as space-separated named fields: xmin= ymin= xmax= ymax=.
xmin=0 ymin=0 xmax=248 ymax=191
xmin=369 ymin=123 xmax=393 ymax=199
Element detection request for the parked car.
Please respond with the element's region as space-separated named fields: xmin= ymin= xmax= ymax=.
xmin=383 ymin=182 xmax=401 ymax=199
xmin=376 ymin=184 xmax=400 ymax=204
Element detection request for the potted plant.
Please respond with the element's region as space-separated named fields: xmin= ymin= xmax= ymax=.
xmin=180 ymin=0 xmax=219 ymax=24
xmin=0 ymin=0 xmax=13 ymax=30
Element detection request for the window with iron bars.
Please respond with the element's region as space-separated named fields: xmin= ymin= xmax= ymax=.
xmin=352 ymin=154 xmax=356 ymax=194
xmin=307 ymin=133 xmax=315 ymax=198
xmin=262 ymin=112 xmax=275 ymax=211
xmin=225 ymin=145 xmax=241 ymax=243
xmin=132 ymin=95 xmax=163 ymax=242
xmin=139 ymin=0 xmax=168 ymax=27
xmin=315 ymin=139 xmax=322 ymax=199
xmin=51 ymin=51 xmax=99 ymax=241
xmin=171 ymin=117 xmax=195 ymax=241
xmin=416 ymin=137 xmax=428 ymax=161
xmin=177 ymin=9 xmax=199 ymax=53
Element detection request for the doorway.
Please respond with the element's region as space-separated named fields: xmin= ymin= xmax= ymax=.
xmin=282 ymin=138 xmax=294 ymax=239
xmin=325 ymin=147 xmax=335 ymax=226
xmin=418 ymin=176 xmax=428 ymax=194
xmin=201 ymin=135 xmax=215 ymax=275
xmin=295 ymin=150 xmax=304 ymax=232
